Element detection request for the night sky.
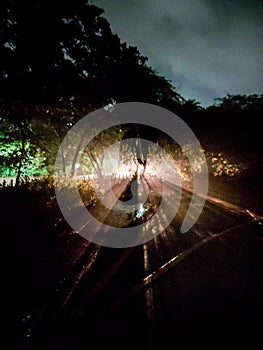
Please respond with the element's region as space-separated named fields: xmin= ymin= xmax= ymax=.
xmin=93 ymin=0 xmax=263 ymax=107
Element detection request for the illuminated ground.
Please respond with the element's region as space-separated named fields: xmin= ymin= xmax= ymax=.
xmin=7 ymin=172 xmax=263 ymax=349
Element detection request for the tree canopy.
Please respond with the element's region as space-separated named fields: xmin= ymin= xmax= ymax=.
xmin=0 ymin=0 xmax=183 ymax=107
xmin=0 ymin=0 xmax=262 ymax=181
xmin=0 ymin=0 xmax=186 ymax=181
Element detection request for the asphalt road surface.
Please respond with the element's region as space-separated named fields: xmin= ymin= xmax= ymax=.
xmin=15 ymin=175 xmax=263 ymax=349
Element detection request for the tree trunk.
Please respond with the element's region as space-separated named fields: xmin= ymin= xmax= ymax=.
xmin=89 ymin=151 xmax=102 ymax=177
xmin=61 ymin=145 xmax=66 ymax=176
xmin=70 ymin=135 xmax=85 ymax=177
xmin=15 ymin=136 xmax=25 ymax=186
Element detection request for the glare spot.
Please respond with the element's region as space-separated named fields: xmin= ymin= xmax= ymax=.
xmin=62 ymin=47 xmax=76 ymax=64
xmin=152 ymin=226 xmax=157 ymax=234
xmin=136 ymin=203 xmax=147 ymax=219
xmin=207 ymin=152 xmax=242 ymax=177
xmin=4 ymin=41 xmax=16 ymax=51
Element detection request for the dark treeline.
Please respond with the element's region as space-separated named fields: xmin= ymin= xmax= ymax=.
xmin=1 ymin=0 xmax=262 ymax=181
xmin=1 ymin=0 xmax=183 ymax=106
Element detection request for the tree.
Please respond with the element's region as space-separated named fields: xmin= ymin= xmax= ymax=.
xmin=0 ymin=103 xmax=47 ymax=183
xmin=199 ymin=93 xmax=263 ymax=157
xmin=212 ymin=94 xmax=263 ymax=111
xmin=1 ymin=0 xmax=184 ymax=107
xmin=0 ymin=0 xmax=186 ymax=180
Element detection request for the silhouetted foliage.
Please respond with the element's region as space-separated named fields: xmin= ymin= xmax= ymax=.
xmin=198 ymin=94 xmax=263 ymax=155
xmin=206 ymin=93 xmax=263 ymax=131
xmin=1 ymin=1 xmax=262 ymax=180
xmin=0 ymin=0 xmax=186 ymax=179
xmin=0 ymin=0 xmax=183 ymax=108
xmin=212 ymin=94 xmax=263 ymax=111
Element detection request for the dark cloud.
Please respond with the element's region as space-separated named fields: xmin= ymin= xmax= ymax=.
xmin=93 ymin=0 xmax=263 ymax=106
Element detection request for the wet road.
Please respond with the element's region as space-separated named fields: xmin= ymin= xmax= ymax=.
xmin=18 ymin=175 xmax=263 ymax=348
